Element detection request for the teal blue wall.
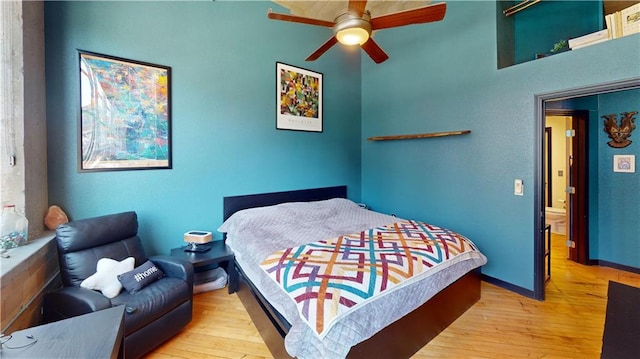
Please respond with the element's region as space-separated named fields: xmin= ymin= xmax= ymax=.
xmin=597 ymin=90 xmax=640 ymax=267
xmin=45 ymin=1 xmax=362 ymax=255
xmin=360 ymin=1 xmax=640 ymax=290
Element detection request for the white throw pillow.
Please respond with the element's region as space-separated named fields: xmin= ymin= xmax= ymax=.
xmin=80 ymin=257 xmax=135 ymax=298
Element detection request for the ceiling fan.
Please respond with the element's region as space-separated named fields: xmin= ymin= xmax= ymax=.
xmin=267 ymin=0 xmax=447 ymax=64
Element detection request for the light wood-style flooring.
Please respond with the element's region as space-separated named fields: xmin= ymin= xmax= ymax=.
xmin=148 ymin=234 xmax=640 ymax=359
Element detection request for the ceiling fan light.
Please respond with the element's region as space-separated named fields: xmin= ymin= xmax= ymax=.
xmin=336 ymin=27 xmax=370 ymax=46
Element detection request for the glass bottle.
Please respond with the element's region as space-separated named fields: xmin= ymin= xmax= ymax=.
xmin=0 ymin=205 xmax=29 ymax=251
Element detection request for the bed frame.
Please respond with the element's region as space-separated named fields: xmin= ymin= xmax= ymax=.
xmin=223 ymin=186 xmax=481 ymax=358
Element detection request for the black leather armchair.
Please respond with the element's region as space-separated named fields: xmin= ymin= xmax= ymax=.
xmin=43 ymin=211 xmax=193 ymax=359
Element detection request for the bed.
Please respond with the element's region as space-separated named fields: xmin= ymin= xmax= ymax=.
xmin=220 ymin=186 xmax=487 ymax=358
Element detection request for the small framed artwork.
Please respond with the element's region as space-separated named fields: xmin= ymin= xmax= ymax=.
xmin=613 ymin=155 xmax=635 ymax=173
xmin=78 ymin=50 xmax=171 ymax=171
xmin=276 ymin=62 xmax=323 ymax=132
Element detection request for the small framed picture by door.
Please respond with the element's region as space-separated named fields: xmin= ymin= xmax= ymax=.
xmin=613 ymin=155 xmax=635 ymax=173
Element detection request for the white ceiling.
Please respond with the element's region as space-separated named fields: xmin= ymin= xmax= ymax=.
xmin=272 ymin=0 xmax=434 ymax=22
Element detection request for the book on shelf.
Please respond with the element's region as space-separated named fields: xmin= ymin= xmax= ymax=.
xmin=568 ymin=29 xmax=609 ymax=49
xmin=570 ymin=2 xmax=639 ymax=50
xmin=570 ymin=37 xmax=610 ymax=50
xmin=605 ymin=2 xmax=640 ymax=40
xmin=621 ymin=2 xmax=640 ymax=36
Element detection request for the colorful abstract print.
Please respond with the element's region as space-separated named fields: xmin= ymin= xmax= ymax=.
xmin=260 ymin=220 xmax=480 ymax=337
xmin=80 ymin=54 xmax=169 ymax=166
xmin=279 ymin=69 xmax=320 ymax=118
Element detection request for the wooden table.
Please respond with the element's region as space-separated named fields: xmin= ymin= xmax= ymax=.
xmin=1 ymin=305 xmax=124 ymax=359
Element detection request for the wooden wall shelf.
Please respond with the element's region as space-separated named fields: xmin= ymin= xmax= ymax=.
xmin=367 ymin=130 xmax=471 ymax=141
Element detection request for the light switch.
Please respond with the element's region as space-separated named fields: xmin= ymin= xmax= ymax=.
xmin=514 ymin=179 xmax=524 ymax=196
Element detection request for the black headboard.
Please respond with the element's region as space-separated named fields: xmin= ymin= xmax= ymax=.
xmin=223 ymin=185 xmax=347 ymax=221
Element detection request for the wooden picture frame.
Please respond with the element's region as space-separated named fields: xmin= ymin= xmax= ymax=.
xmin=78 ymin=50 xmax=172 ymax=171
xmin=276 ymin=62 xmax=323 ymax=132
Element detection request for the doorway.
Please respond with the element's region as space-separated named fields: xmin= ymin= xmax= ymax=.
xmin=534 ymin=78 xmax=640 ymax=300
xmin=544 ymin=110 xmax=589 ymax=270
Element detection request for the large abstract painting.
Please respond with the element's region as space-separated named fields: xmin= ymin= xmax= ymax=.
xmin=79 ymin=51 xmax=171 ymax=171
xmin=276 ymin=62 xmax=323 ymax=132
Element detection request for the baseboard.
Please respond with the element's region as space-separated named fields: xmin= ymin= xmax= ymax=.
xmin=482 ymin=262 xmax=640 ymax=301
xmin=594 ymin=260 xmax=640 ymax=274
xmin=481 ymin=274 xmax=536 ymax=299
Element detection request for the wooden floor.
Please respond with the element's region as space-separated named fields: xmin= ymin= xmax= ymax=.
xmin=148 ymin=233 xmax=640 ymax=359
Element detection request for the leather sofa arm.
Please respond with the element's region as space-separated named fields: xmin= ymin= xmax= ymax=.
xmin=149 ymin=255 xmax=193 ymax=287
xmin=42 ymin=286 xmax=112 ymax=323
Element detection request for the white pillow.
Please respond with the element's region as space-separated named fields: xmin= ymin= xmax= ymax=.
xmin=80 ymin=257 xmax=135 ymax=298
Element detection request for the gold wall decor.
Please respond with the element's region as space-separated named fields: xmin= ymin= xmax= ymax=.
xmin=602 ymin=111 xmax=637 ymax=148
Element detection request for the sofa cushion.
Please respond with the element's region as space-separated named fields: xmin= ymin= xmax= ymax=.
xmin=118 ymin=260 xmax=165 ymax=294
xmin=80 ymin=257 xmax=135 ymax=298
xmin=110 ymin=277 xmax=191 ymax=335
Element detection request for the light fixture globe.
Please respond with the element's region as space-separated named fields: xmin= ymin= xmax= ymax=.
xmin=334 ymin=12 xmax=372 ymax=46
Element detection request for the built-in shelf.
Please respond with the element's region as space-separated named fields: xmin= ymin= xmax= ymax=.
xmin=367 ymin=130 xmax=471 ymax=142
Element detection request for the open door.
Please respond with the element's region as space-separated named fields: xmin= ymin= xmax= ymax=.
xmin=546 ymin=109 xmax=589 ymax=265
xmin=567 ymin=111 xmax=589 ymax=263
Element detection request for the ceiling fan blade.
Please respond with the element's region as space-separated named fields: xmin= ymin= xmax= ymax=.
xmin=370 ymin=2 xmax=446 ymax=30
xmin=361 ymin=38 xmax=389 ymax=64
xmin=348 ymin=0 xmax=368 ymax=17
xmin=267 ymin=9 xmax=335 ymax=28
xmin=306 ymin=36 xmax=339 ymax=61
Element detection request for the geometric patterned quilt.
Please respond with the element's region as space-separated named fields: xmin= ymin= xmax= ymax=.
xmin=259 ymin=220 xmax=482 ymax=337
